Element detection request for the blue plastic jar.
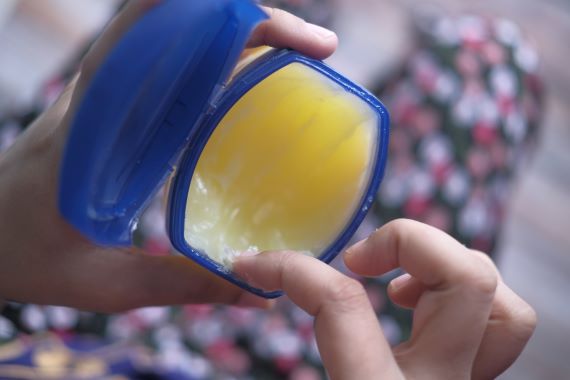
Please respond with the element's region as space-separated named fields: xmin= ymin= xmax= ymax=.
xmin=59 ymin=0 xmax=390 ymax=298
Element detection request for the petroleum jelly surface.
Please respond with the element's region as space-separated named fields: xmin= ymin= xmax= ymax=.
xmin=185 ymin=63 xmax=377 ymax=266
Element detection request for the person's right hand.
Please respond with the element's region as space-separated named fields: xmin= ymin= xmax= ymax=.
xmin=235 ymin=219 xmax=537 ymax=379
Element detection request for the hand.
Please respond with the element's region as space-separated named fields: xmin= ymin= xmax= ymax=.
xmin=0 ymin=0 xmax=337 ymax=312
xmin=235 ymin=219 xmax=537 ymax=379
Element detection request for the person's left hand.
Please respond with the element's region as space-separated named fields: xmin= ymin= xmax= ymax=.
xmin=0 ymin=0 xmax=337 ymax=313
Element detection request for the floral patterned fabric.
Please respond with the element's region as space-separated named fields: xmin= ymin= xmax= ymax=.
xmin=372 ymin=10 xmax=543 ymax=255
xmin=0 ymin=4 xmax=542 ymax=379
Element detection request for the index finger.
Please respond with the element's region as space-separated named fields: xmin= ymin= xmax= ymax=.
xmin=234 ymin=252 xmax=402 ymax=380
xmin=344 ymin=219 xmax=498 ymax=294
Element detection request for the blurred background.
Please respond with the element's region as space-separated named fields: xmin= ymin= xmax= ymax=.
xmin=0 ymin=0 xmax=568 ymax=379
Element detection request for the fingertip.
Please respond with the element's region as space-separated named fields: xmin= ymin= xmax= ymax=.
xmin=305 ymin=23 xmax=338 ymax=58
xmin=306 ymin=22 xmax=337 ymax=40
xmin=343 ymin=234 xmax=395 ymax=277
xmin=388 ymin=273 xmax=412 ymax=293
xmin=250 ymin=7 xmax=338 ymax=60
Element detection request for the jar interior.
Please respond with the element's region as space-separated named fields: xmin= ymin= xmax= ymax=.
xmin=184 ymin=62 xmax=378 ymax=266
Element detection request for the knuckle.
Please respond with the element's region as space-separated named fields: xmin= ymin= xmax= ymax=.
xmin=508 ymin=300 xmax=538 ymax=340
xmin=381 ymin=219 xmax=409 ymax=250
xmin=518 ymin=303 xmax=538 ymax=337
xmin=275 ymin=250 xmax=297 ymax=272
xmin=274 ymin=250 xmax=299 ymax=287
xmin=471 ymin=250 xmax=500 ymax=276
xmin=470 ymin=271 xmax=498 ymax=298
xmin=460 ymin=255 xmax=499 ymax=298
xmin=326 ymin=277 xmax=368 ymax=310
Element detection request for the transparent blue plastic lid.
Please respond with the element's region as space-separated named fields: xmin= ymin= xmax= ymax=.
xmin=59 ymin=0 xmax=267 ymax=245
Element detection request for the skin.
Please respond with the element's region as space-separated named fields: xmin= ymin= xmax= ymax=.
xmin=0 ymin=0 xmax=337 ymax=312
xmin=235 ymin=220 xmax=537 ymax=380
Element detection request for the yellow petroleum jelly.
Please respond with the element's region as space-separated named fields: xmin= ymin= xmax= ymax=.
xmin=184 ymin=62 xmax=377 ymax=266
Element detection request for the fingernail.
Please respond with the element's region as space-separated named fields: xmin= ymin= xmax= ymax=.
xmin=306 ymin=23 xmax=337 ymax=39
xmin=389 ymin=273 xmax=412 ymax=291
xmin=344 ymin=237 xmax=367 ymax=258
xmin=238 ymin=250 xmax=260 ymax=258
